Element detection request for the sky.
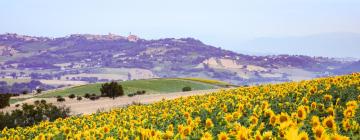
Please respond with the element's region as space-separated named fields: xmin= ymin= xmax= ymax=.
xmin=1 ymin=0 xmax=359 ymax=58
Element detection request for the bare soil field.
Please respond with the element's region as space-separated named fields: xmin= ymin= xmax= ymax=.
xmin=1 ymin=88 xmax=227 ymax=115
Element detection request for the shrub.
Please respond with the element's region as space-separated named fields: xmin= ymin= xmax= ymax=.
xmin=40 ymin=100 xmax=46 ymax=104
xmin=182 ymin=86 xmax=192 ymax=92
xmin=36 ymin=88 xmax=42 ymax=94
xmin=15 ymin=104 xmax=20 ymax=107
xmin=89 ymin=96 xmax=100 ymax=101
xmin=68 ymin=94 xmax=76 ymax=99
xmin=57 ymin=97 xmax=65 ymax=102
xmin=100 ymin=81 xmax=124 ymax=99
xmin=34 ymin=100 xmax=40 ymax=105
xmin=22 ymin=91 xmax=28 ymax=95
xmin=0 ymin=103 xmax=70 ymax=129
xmin=0 ymin=94 xmax=11 ymax=109
xmin=84 ymin=93 xmax=91 ymax=98
xmin=77 ymin=96 xmax=82 ymax=101
xmin=128 ymin=93 xmax=135 ymax=97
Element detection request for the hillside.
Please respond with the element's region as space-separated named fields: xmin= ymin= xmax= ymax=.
xmin=0 ymin=33 xmax=357 ymax=85
xmin=2 ymin=73 xmax=359 ymax=139
xmin=36 ymin=78 xmax=230 ymax=98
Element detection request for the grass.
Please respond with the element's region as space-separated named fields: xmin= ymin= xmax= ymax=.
xmin=37 ymin=78 xmax=222 ymax=98
xmin=178 ymin=78 xmax=235 ymax=87
xmin=9 ymin=98 xmax=28 ymax=104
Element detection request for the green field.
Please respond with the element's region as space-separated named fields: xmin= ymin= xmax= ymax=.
xmin=37 ymin=78 xmax=228 ymax=98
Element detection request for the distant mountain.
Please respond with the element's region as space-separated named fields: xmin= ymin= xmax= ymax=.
xmin=0 ymin=33 xmax=358 ymax=85
xmin=238 ymin=32 xmax=360 ymax=58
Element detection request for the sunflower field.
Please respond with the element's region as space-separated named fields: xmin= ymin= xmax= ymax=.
xmin=1 ymin=73 xmax=360 ymax=140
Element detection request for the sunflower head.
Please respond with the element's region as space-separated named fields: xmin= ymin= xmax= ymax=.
xmin=218 ymin=132 xmax=228 ymax=140
xmin=322 ymin=116 xmax=337 ymax=130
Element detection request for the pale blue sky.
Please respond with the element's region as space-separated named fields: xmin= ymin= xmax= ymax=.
xmin=1 ymin=0 xmax=359 ymax=57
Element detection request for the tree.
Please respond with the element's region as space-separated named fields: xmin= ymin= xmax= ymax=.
xmin=36 ymin=88 xmax=42 ymax=94
xmin=0 ymin=94 xmax=11 ymax=109
xmin=100 ymin=81 xmax=124 ymax=99
xmin=182 ymin=86 xmax=192 ymax=92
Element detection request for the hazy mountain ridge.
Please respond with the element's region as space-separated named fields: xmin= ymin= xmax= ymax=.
xmin=238 ymin=32 xmax=360 ymax=58
xmin=0 ymin=33 xmax=357 ymax=85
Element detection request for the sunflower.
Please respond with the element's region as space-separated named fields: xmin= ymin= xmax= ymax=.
xmin=218 ymin=132 xmax=228 ymax=140
xmin=311 ymin=102 xmax=317 ymax=109
xmin=184 ymin=112 xmax=191 ymax=119
xmin=249 ymin=116 xmax=258 ymax=126
xmin=233 ymin=111 xmax=242 ymax=119
xmin=297 ymin=106 xmax=307 ymax=120
xmin=311 ymin=116 xmax=320 ymax=127
xmin=302 ymin=97 xmax=308 ymax=103
xmin=327 ymin=107 xmax=335 ymax=116
xmin=254 ymin=131 xmax=262 ymax=140
xmin=168 ymin=124 xmax=174 ymax=132
xmin=262 ymin=131 xmax=272 ymax=140
xmin=205 ymin=118 xmax=213 ymax=129
xmin=313 ymin=126 xmax=325 ymax=139
xmin=200 ymin=132 xmax=213 ymax=140
xmin=298 ymin=132 xmax=309 ymax=140
xmin=279 ymin=113 xmax=290 ymax=123
xmin=322 ymin=116 xmax=336 ymax=130
xmin=236 ymin=126 xmax=250 ymax=140
xmin=343 ymin=107 xmax=356 ymax=118
xmin=346 ymin=101 xmax=358 ymax=109
xmin=182 ymin=126 xmax=192 ymax=136
xmin=225 ymin=113 xmax=233 ymax=123
xmin=342 ymin=119 xmax=351 ymax=131
xmin=330 ymin=134 xmax=350 ymax=140
xmin=324 ymin=95 xmax=332 ymax=101
xmin=269 ymin=115 xmax=278 ymax=126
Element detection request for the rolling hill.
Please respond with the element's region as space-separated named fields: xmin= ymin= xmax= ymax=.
xmin=0 ymin=33 xmax=358 ymax=86
xmin=36 ymin=78 xmax=231 ymax=98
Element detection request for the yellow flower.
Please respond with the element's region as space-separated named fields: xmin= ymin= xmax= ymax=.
xmin=269 ymin=114 xmax=278 ymax=126
xmin=284 ymin=126 xmax=309 ymax=140
xmin=346 ymin=101 xmax=358 ymax=109
xmin=313 ymin=126 xmax=325 ymax=139
xmin=184 ymin=112 xmax=191 ymax=119
xmin=343 ymin=107 xmax=355 ymax=118
xmin=168 ymin=124 xmax=174 ymax=132
xmin=177 ymin=124 xmax=184 ymax=133
xmin=298 ymin=132 xmax=309 ymax=140
xmin=201 ymin=132 xmax=213 ymax=140
xmin=217 ymin=132 xmax=228 ymax=140
xmin=322 ymin=116 xmax=336 ymax=130
xmin=205 ymin=118 xmax=213 ymax=129
xmin=249 ymin=115 xmax=258 ymax=125
xmin=311 ymin=102 xmax=317 ymax=109
xmin=182 ymin=126 xmax=192 ymax=136
xmin=224 ymin=113 xmax=233 ymax=123
xmin=279 ymin=112 xmax=290 ymax=123
xmin=330 ymin=134 xmax=350 ymax=140
xmin=297 ymin=106 xmax=307 ymax=120
xmin=262 ymin=131 xmax=272 ymax=140
xmin=342 ymin=119 xmax=351 ymax=131
xmin=254 ymin=131 xmax=262 ymax=140
xmin=311 ymin=116 xmax=320 ymax=127
xmin=103 ymin=126 xmax=110 ymax=133
xmin=232 ymin=111 xmax=241 ymax=119
xmin=327 ymin=107 xmax=335 ymax=116
xmin=324 ymin=94 xmax=332 ymax=101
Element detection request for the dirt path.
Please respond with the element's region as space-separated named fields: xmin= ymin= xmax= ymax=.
xmin=2 ymin=88 xmax=229 ymax=115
